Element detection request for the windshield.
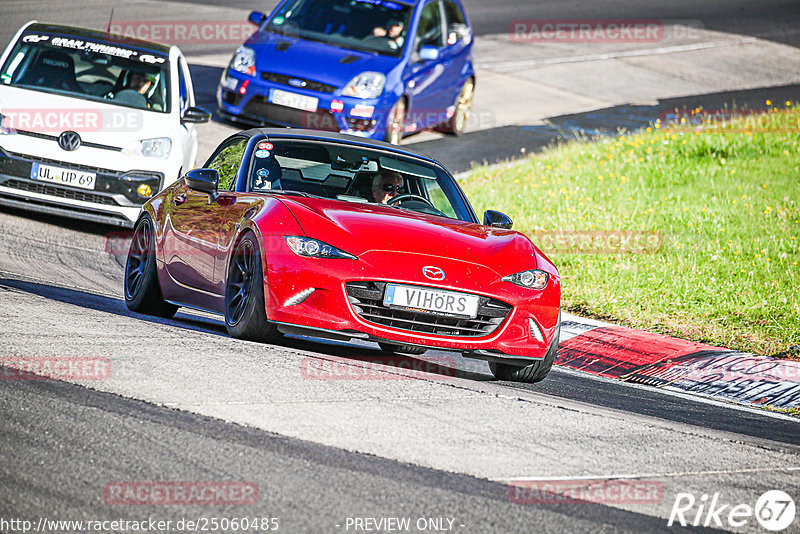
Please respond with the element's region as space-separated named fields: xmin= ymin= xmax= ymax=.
xmin=266 ymin=0 xmax=412 ymax=57
xmin=249 ymin=140 xmax=474 ymax=222
xmin=0 ymin=31 xmax=171 ymax=113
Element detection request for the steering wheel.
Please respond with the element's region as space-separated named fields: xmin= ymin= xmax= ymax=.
xmin=387 ymin=194 xmax=435 ymax=207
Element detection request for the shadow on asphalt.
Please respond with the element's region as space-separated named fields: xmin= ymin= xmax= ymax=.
xmin=410 ymin=83 xmax=800 ymax=173
xmin=188 ymin=63 xmax=244 ymax=129
xmin=3 ymin=276 xmax=800 ymax=447
xmin=0 ymin=277 xmax=482 ymax=382
xmin=0 ymin=204 xmax=125 ymax=237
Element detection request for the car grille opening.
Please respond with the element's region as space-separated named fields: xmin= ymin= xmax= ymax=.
xmin=2 ymin=179 xmax=117 ymax=205
xmin=17 ymin=130 xmax=122 ymax=151
xmin=261 ymin=72 xmax=337 ymax=94
xmin=346 ymin=281 xmax=512 ymax=337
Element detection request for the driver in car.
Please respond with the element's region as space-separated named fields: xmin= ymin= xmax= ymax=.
xmin=113 ymin=71 xmax=154 ymax=109
xmin=128 ymin=71 xmax=152 ymax=95
xmin=372 ymin=170 xmax=405 ymax=204
xmin=372 ymin=19 xmax=405 ymax=49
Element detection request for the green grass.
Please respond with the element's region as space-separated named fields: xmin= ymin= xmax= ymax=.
xmin=461 ymin=104 xmax=800 ymax=357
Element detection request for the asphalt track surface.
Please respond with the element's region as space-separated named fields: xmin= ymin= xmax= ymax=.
xmin=1 ymin=1 xmax=800 ymax=533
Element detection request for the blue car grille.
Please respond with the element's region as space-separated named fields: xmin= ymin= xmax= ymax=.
xmin=346 ymin=281 xmax=512 ymax=337
xmin=261 ymin=72 xmax=338 ymax=94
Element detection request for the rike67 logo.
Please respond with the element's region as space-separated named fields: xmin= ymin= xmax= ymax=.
xmin=668 ymin=490 xmax=795 ymax=531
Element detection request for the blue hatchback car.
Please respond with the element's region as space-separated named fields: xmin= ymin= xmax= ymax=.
xmin=216 ymin=0 xmax=474 ymax=144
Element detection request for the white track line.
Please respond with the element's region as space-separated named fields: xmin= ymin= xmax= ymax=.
xmin=477 ymin=37 xmax=758 ymax=70
xmin=501 ymin=466 xmax=800 ymax=483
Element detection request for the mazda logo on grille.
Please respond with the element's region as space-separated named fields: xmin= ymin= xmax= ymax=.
xmin=288 ymin=78 xmax=307 ymax=88
xmin=58 ymin=131 xmax=81 ymax=151
xmin=422 ymin=266 xmax=445 ymax=280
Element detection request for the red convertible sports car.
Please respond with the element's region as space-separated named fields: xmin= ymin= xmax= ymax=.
xmin=124 ymin=129 xmax=560 ymax=382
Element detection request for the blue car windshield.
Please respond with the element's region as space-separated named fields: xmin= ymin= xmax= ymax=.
xmin=267 ymin=0 xmax=412 ymax=57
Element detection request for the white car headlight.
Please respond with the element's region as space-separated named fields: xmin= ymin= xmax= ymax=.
xmin=123 ymin=137 xmax=172 ymax=159
xmin=230 ymin=46 xmax=257 ymax=76
xmin=502 ymin=269 xmax=549 ymax=289
xmin=285 ymin=236 xmax=357 ymax=259
xmin=342 ymin=72 xmax=386 ymax=99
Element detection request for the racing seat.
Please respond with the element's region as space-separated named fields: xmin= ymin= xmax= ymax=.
xmin=18 ymin=50 xmax=83 ymax=93
xmin=346 ymin=171 xmax=378 ymax=201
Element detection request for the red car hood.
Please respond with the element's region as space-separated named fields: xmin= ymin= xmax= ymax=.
xmin=277 ymin=197 xmax=541 ymax=276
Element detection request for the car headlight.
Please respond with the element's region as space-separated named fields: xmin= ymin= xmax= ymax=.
xmin=0 ymin=113 xmax=16 ymax=135
xmin=502 ymin=269 xmax=548 ymax=289
xmin=230 ymin=46 xmax=257 ymax=76
xmin=122 ymin=137 xmax=172 ymax=159
xmin=285 ymin=236 xmax=357 ymax=259
xmin=342 ymin=72 xmax=386 ymax=99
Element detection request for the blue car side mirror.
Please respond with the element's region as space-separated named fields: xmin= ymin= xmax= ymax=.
xmin=418 ymin=45 xmax=440 ymax=61
xmin=248 ymin=11 xmax=266 ymax=27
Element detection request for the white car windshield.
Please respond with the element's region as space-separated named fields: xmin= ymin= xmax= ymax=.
xmin=0 ymin=30 xmax=171 ymax=113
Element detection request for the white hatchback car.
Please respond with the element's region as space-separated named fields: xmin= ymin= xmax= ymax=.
xmin=0 ymin=22 xmax=209 ymax=227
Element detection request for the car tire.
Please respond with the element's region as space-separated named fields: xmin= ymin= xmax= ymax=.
xmin=384 ymin=97 xmax=406 ymax=145
xmin=124 ymin=215 xmax=178 ymax=318
xmin=489 ymin=313 xmax=560 ymax=383
xmin=225 ymin=232 xmax=280 ymax=342
xmin=438 ymin=78 xmax=474 ymax=136
xmin=378 ymin=342 xmax=427 ymax=355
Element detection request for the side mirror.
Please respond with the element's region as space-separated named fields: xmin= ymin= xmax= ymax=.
xmin=181 ymin=106 xmax=211 ymax=124
xmin=418 ymin=45 xmax=440 ymax=61
xmin=483 ymin=210 xmax=513 ymax=229
xmin=185 ymin=168 xmax=219 ymax=198
xmin=248 ymin=11 xmax=267 ymax=26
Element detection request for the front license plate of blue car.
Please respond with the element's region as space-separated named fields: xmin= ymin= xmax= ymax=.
xmin=269 ymin=88 xmax=319 ymax=112
xmin=30 ymin=162 xmax=96 ymax=190
xmin=383 ymin=284 xmax=480 ymax=318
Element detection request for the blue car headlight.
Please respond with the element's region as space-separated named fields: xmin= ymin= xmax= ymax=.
xmin=0 ymin=113 xmax=16 ymax=135
xmin=342 ymin=72 xmax=386 ymax=99
xmin=230 ymin=46 xmax=257 ymax=76
xmin=285 ymin=236 xmax=357 ymax=259
xmin=502 ymin=269 xmax=548 ymax=289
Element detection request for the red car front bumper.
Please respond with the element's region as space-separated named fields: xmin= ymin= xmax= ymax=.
xmin=263 ymin=249 xmax=560 ymax=361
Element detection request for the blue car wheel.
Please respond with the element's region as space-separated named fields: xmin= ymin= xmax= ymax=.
xmin=385 ymin=97 xmax=406 ymax=145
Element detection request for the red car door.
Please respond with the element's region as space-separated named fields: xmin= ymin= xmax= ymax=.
xmin=163 ymin=136 xmax=249 ymax=311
